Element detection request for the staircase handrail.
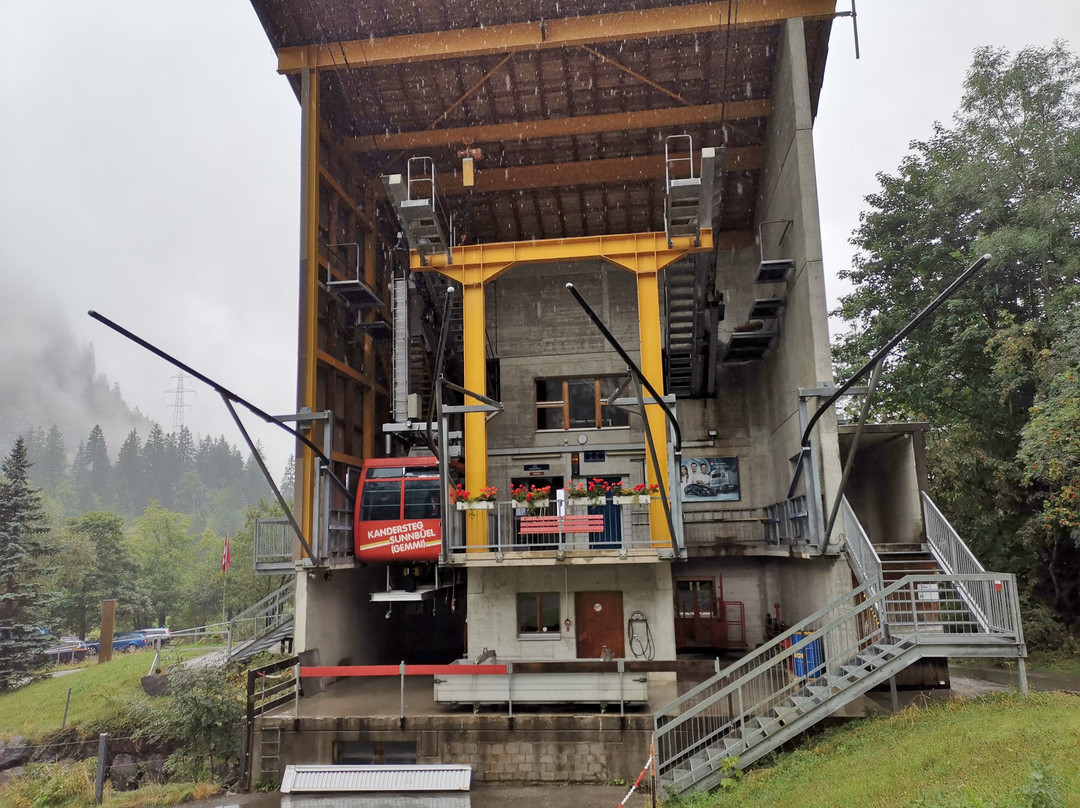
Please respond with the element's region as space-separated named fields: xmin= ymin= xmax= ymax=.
xmin=653 ymin=573 xmax=1022 ymax=760
xmin=840 ymin=496 xmax=883 ymax=595
xmin=657 ymin=576 xmax=878 ymax=717
xmin=226 ymin=580 xmax=296 ymax=658
xmin=921 ymin=493 xmax=994 ymax=632
xmin=921 ymin=492 xmax=985 ymax=575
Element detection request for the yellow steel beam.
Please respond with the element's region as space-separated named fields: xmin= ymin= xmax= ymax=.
xmin=316 ymin=350 xmax=387 ymax=396
xmin=297 ymin=67 xmax=320 ymax=556
xmin=462 ymin=283 xmax=490 ymax=551
xmin=412 ymin=228 xmax=713 ymax=550
xmin=412 ymin=230 xmax=715 ymax=279
xmin=345 ymin=100 xmax=770 ymax=154
xmin=636 ymin=270 xmax=672 ymax=547
xmin=279 ymin=0 xmax=837 ymax=72
xmin=435 ymin=148 xmax=763 ymax=196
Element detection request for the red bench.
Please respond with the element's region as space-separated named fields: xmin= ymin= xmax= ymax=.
xmin=518 ymin=514 xmax=605 ymax=535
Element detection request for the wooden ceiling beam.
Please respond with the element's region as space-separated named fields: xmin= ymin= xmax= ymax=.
xmin=434 ymin=148 xmax=763 ymax=196
xmin=278 ymin=0 xmax=838 ymax=73
xmin=344 ymin=99 xmax=770 ymax=154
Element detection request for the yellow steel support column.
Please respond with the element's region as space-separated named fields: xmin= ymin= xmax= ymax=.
xmin=636 ymin=271 xmax=672 ymax=547
xmin=296 ymin=65 xmax=319 ymax=555
xmin=411 ymin=230 xmax=713 ymax=553
xmin=461 ymin=280 xmax=489 ymax=550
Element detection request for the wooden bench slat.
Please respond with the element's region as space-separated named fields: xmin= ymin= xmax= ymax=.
xmin=519 ymin=514 xmax=606 ymax=535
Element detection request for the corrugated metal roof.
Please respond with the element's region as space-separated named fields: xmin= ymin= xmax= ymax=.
xmin=280 ymin=796 xmax=471 ymax=808
xmin=280 ymin=764 xmax=473 ymax=794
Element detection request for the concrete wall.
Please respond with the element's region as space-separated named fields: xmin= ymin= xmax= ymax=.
xmin=843 ymin=434 xmax=925 ymax=546
xmin=776 ymin=555 xmax=852 ymax=626
xmin=750 ymin=17 xmax=842 ymax=528
xmin=466 ymin=563 xmax=675 ymax=661
xmin=263 ymin=714 xmax=652 ymax=785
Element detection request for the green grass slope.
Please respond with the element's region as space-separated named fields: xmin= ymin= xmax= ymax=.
xmin=668 ymin=693 xmax=1080 ymax=808
xmin=0 ymin=649 xmax=200 ymax=741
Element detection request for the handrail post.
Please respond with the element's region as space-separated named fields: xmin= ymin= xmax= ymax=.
xmin=507 ymin=662 xmax=514 ymax=720
xmin=293 ymin=663 xmax=301 ymax=719
xmin=400 ymin=661 xmax=406 ymax=723
xmin=619 ymin=659 xmax=625 ymax=719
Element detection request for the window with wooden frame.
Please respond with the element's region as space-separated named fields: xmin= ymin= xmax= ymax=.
xmin=517 ymin=592 xmax=561 ymax=635
xmin=534 ymin=376 xmax=630 ymax=431
xmin=675 ymin=578 xmax=718 ymax=618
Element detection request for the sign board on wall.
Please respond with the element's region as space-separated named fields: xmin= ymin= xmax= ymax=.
xmin=680 ymin=457 xmax=740 ymax=502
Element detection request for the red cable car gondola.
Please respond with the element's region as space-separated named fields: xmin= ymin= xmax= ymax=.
xmin=354 ymin=456 xmax=442 ymax=562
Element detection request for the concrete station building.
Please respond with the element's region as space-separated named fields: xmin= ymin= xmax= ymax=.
xmin=241 ymin=0 xmax=1024 ymax=791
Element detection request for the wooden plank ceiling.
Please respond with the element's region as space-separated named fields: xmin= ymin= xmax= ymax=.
xmin=249 ymin=0 xmax=835 ymax=244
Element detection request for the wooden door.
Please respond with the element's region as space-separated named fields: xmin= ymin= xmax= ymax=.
xmin=575 ymin=591 xmax=624 ymax=658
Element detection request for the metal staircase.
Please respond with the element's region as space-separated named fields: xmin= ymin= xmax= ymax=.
xmin=664 ymin=253 xmax=722 ymax=398
xmin=226 ymin=580 xmax=296 ymax=662
xmin=654 ymin=500 xmax=1027 ymax=795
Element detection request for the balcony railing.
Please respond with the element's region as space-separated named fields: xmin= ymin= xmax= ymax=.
xmin=446 ymin=500 xmax=662 ymax=557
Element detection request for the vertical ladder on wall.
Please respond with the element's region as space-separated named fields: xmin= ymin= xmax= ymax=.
xmin=392 ymin=274 xmax=410 ymax=422
xmin=259 ymin=726 xmax=283 ymax=784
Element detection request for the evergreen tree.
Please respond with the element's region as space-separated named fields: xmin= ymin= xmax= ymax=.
xmin=85 ymin=425 xmax=111 ymax=503
xmin=41 ymin=425 xmax=67 ymax=490
xmin=280 ymin=455 xmax=295 ymax=505
xmin=0 ymin=438 xmax=49 ymax=689
xmin=115 ymin=429 xmax=144 ymax=512
xmin=143 ymin=423 xmax=171 ymax=507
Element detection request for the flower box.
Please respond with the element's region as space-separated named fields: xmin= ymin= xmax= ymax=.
xmin=613 ymin=495 xmax=651 ymax=506
xmin=520 ymin=499 xmax=550 ymax=511
xmin=568 ymin=497 xmax=604 ymax=508
xmin=456 ymin=501 xmax=495 ymax=511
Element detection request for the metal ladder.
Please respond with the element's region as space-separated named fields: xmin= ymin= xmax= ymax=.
xmin=259 ymin=726 xmax=283 ymax=784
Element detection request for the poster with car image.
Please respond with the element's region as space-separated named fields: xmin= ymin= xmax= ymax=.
xmin=680 ymin=457 xmax=740 ymax=501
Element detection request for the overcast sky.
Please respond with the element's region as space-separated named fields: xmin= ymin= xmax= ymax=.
xmin=1 ymin=1 xmax=1077 ymax=476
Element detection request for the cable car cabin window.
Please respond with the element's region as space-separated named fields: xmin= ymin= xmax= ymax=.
xmin=403 ymin=466 xmax=439 ymax=477
xmin=367 ymin=467 xmax=405 ymax=479
xmin=403 ymin=479 xmax=440 ymax=519
xmin=359 ymin=480 xmax=402 ymax=521
xmin=517 ymin=592 xmax=560 ymax=635
xmin=676 ymin=579 xmax=717 ymax=617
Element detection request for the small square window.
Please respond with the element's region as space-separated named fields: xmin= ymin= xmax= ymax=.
xmin=517 ymin=592 xmax=560 ymax=634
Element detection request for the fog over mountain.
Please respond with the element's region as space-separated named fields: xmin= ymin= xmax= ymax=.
xmin=0 ymin=276 xmax=151 ymax=458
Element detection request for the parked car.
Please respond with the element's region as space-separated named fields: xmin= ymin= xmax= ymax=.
xmin=137 ymin=627 xmax=172 ymax=646
xmin=86 ymin=632 xmax=150 ymax=654
xmin=44 ymin=638 xmax=89 ymax=664
xmin=111 ymin=632 xmax=149 ymax=652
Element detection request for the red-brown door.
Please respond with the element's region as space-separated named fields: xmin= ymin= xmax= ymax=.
xmin=575 ymin=591 xmax=624 ymax=658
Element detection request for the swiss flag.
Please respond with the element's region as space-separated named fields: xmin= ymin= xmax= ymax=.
xmin=221 ymin=532 xmax=231 ymax=573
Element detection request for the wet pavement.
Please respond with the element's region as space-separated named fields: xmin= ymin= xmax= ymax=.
xmin=187 ymin=783 xmax=648 ymax=808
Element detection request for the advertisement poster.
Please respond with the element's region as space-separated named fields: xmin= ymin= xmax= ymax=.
xmin=680 ymin=456 xmax=740 ymax=502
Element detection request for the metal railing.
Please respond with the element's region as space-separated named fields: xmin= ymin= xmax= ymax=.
xmin=254 ymin=518 xmax=292 ymax=567
xmin=922 ymin=493 xmax=985 ymax=575
xmin=764 ymin=494 xmax=810 ymax=547
xmin=921 ymin=493 xmax=996 ymax=632
xmin=227 ymin=580 xmax=296 ymax=660
xmin=841 ymin=496 xmax=883 ymax=595
xmin=653 ymin=573 xmax=1024 ymax=789
xmin=447 ymin=500 xmax=664 ymax=556
xmin=682 ymin=508 xmax=769 ymax=546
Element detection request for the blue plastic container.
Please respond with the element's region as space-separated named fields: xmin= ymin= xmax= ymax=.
xmin=791 ymin=632 xmax=823 ymax=678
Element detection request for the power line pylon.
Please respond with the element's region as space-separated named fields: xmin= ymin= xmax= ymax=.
xmin=165 ymin=372 xmax=196 ymax=433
